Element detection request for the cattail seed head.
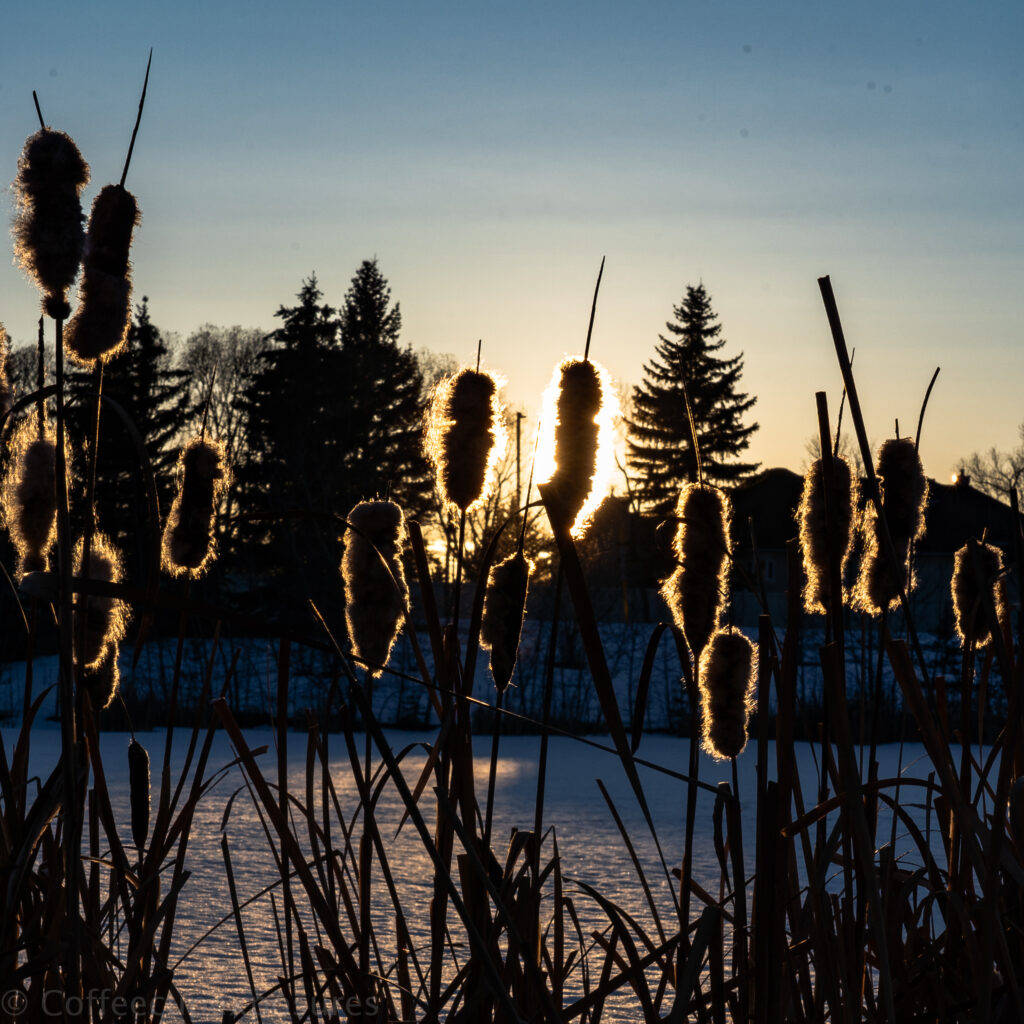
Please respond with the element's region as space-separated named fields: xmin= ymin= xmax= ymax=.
xmin=481 ymin=549 xmax=533 ymax=692
xmin=73 ymin=533 xmax=129 ymax=670
xmin=853 ymin=438 xmax=929 ymax=615
xmin=699 ymin=626 xmax=757 ymax=761
xmin=0 ymin=325 xmax=11 ymax=419
xmin=65 ymin=184 xmax=140 ymax=365
xmin=425 ymin=367 xmax=506 ymax=512
xmin=342 ymin=500 xmax=409 ymax=676
xmin=81 ymin=642 xmax=120 ymax=710
xmin=536 ymin=357 xmax=619 ymax=537
xmin=12 ymin=128 xmax=90 ymax=319
xmin=161 ymin=437 xmax=228 ymax=577
xmin=128 ymin=738 xmax=150 ymax=854
xmin=661 ymin=483 xmax=732 ymax=660
xmin=1 ymin=418 xmax=58 ymax=576
xmin=952 ymin=541 xmax=1007 ymax=647
xmin=798 ymin=456 xmax=859 ymax=614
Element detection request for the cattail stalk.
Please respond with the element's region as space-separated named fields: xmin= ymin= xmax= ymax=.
xmin=342 ymin=500 xmax=409 ymax=676
xmin=161 ymin=437 xmax=228 ymax=577
xmin=699 ymin=627 xmax=757 ymax=760
xmin=854 ymin=437 xmax=928 ymax=615
xmin=661 ymin=483 xmax=732 ymax=661
xmin=952 ymin=540 xmax=1007 ymax=648
xmin=798 ymin=455 xmax=858 ymax=614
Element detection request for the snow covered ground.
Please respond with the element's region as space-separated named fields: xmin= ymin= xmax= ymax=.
xmin=2 ymin=723 xmax=952 ymax=1022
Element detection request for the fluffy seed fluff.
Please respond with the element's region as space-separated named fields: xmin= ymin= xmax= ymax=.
xmin=81 ymin=643 xmax=120 ymax=710
xmin=425 ymin=368 xmax=505 ymax=512
xmin=161 ymin=437 xmax=228 ymax=577
xmin=548 ymin=358 xmax=602 ymax=526
xmin=1 ymin=418 xmax=58 ymax=576
xmin=481 ymin=549 xmax=533 ymax=692
xmin=661 ymin=483 xmax=732 ymax=660
xmin=0 ymin=324 xmax=11 ymax=418
xmin=73 ymin=533 xmax=129 ymax=671
xmin=12 ymin=128 xmax=90 ymax=319
xmin=699 ymin=626 xmax=757 ymax=761
xmin=342 ymin=500 xmax=409 ymax=677
xmin=65 ymin=185 xmax=140 ymax=365
xmin=798 ymin=456 xmax=859 ymax=614
xmin=853 ymin=438 xmax=929 ymax=615
xmin=952 ymin=541 xmax=1007 ymax=647
xmin=128 ymin=738 xmax=151 ymax=854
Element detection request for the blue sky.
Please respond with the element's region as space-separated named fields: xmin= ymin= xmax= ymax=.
xmin=1 ymin=1 xmax=1021 ymax=480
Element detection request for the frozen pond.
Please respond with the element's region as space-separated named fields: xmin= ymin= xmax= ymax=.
xmin=2 ymin=725 xmax=949 ymax=1022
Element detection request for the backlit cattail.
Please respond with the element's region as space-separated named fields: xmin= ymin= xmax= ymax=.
xmin=0 ymin=324 xmax=11 ymax=419
xmin=81 ymin=643 xmax=120 ymax=710
xmin=798 ymin=455 xmax=859 ymax=614
xmin=161 ymin=437 xmax=228 ymax=577
xmin=12 ymin=128 xmax=90 ymax=319
xmin=536 ymin=357 xmax=618 ymax=537
xmin=854 ymin=438 xmax=928 ymax=615
xmin=952 ymin=540 xmax=1007 ymax=647
xmin=73 ymin=533 xmax=129 ymax=670
xmin=342 ymin=500 xmax=409 ymax=676
xmin=128 ymin=738 xmax=150 ymax=854
xmin=65 ymin=184 xmax=140 ymax=365
xmin=661 ymin=483 xmax=732 ymax=660
xmin=1 ymin=418 xmax=58 ymax=576
xmin=481 ymin=549 xmax=534 ymax=692
xmin=425 ymin=368 xmax=506 ymax=512
xmin=699 ymin=626 xmax=757 ymax=761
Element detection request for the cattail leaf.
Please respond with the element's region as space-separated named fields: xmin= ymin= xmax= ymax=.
xmin=128 ymin=738 xmax=150 ymax=853
xmin=631 ymin=623 xmax=671 ymax=754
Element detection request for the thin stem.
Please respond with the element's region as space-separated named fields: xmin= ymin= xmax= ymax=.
xmin=517 ymin=424 xmax=541 ymax=555
xmin=32 ymin=91 xmax=45 ymax=129
xmin=833 ymin=347 xmax=854 ymax=459
xmin=681 ymin=379 xmax=704 ymax=487
xmin=915 ymin=366 xmax=941 ymax=454
xmin=120 ymin=48 xmax=153 ymax=188
xmin=36 ymin=317 xmax=45 ymax=437
xmin=583 ymin=255 xmax=605 ymax=362
xmin=475 ymin=338 xmax=481 ymax=373
xmin=483 ymin=688 xmax=504 ymax=848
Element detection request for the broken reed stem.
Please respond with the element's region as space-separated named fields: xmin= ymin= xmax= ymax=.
xmin=583 ymin=255 xmax=605 ymax=362
xmin=915 ymin=367 xmax=940 ymax=455
xmin=120 ymin=49 xmax=152 ymax=188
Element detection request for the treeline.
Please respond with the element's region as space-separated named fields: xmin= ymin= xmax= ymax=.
xmin=4 ymin=258 xmax=441 ymax=634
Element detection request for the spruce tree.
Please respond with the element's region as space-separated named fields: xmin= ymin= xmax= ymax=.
xmin=627 ymin=283 xmax=758 ymax=515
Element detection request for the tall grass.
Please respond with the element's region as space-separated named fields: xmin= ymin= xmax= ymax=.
xmin=1 ymin=90 xmax=1022 ymax=1024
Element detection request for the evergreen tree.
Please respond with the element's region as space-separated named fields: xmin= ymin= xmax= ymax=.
xmin=336 ymin=258 xmax=432 ymax=516
xmin=232 ymin=261 xmax=431 ymax=624
xmin=68 ymin=297 xmax=191 ymax=580
xmin=627 ymin=283 xmax=758 ymax=515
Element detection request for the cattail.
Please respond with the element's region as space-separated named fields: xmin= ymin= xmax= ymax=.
xmin=425 ymin=367 xmax=506 ymax=512
xmin=73 ymin=533 xmax=129 ymax=670
xmin=12 ymin=128 xmax=90 ymax=319
xmin=128 ymin=738 xmax=150 ymax=854
xmin=342 ymin=500 xmax=409 ymax=676
xmin=1009 ymin=776 xmax=1024 ymax=856
xmin=1 ymin=418 xmax=58 ymax=576
xmin=0 ymin=324 xmax=11 ymax=418
xmin=161 ymin=437 xmax=228 ymax=577
xmin=798 ymin=455 xmax=859 ymax=614
xmin=854 ymin=438 xmax=929 ymax=615
xmin=65 ymin=184 xmax=140 ymax=365
xmin=952 ymin=540 xmax=1007 ymax=647
xmin=81 ymin=642 xmax=120 ymax=710
xmin=481 ymin=549 xmax=534 ymax=692
xmin=699 ymin=626 xmax=757 ymax=761
xmin=661 ymin=483 xmax=732 ymax=660
xmin=537 ymin=357 xmax=618 ymax=537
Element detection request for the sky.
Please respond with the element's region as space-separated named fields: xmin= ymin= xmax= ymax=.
xmin=0 ymin=1 xmax=1021 ymax=483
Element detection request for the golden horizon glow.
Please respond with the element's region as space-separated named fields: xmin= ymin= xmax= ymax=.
xmin=535 ymin=355 xmax=620 ymax=539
